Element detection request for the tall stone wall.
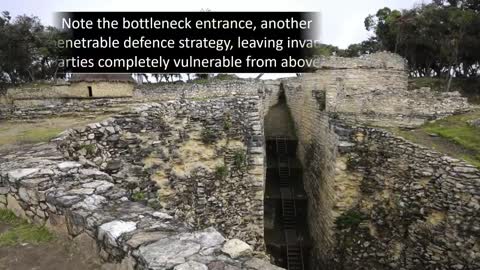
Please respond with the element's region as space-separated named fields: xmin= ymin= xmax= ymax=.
xmin=329 ymin=126 xmax=480 ymax=270
xmin=282 ymin=80 xmax=339 ymax=267
xmin=280 ymin=52 xmax=477 ymax=269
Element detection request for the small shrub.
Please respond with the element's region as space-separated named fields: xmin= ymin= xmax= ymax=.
xmin=83 ymin=144 xmax=97 ymax=155
xmin=148 ymin=199 xmax=162 ymax=210
xmin=215 ymin=165 xmax=229 ymax=180
xmin=223 ymin=113 xmax=232 ymax=132
xmin=201 ymin=127 xmax=216 ymax=144
xmin=132 ymin=191 xmax=146 ymax=202
xmin=335 ymin=209 xmax=366 ymax=230
xmin=232 ymin=149 xmax=248 ymax=173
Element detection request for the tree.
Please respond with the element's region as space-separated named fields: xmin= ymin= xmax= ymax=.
xmin=0 ymin=11 xmax=68 ymax=86
xmin=364 ymin=3 xmax=480 ymax=80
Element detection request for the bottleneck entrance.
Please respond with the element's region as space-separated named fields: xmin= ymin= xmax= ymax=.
xmin=264 ymin=93 xmax=311 ymax=270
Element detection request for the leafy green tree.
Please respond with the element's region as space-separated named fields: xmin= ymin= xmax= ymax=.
xmin=0 ymin=11 xmax=67 ymax=87
xmin=364 ymin=3 xmax=480 ymax=80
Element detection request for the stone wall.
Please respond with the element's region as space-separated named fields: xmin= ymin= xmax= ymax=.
xmin=306 ymin=52 xmax=471 ymax=127
xmin=0 ymin=98 xmax=282 ymax=270
xmin=133 ymin=80 xmax=263 ymax=100
xmin=0 ymin=98 xmax=138 ymax=120
xmin=328 ymin=126 xmax=480 ymax=270
xmin=56 ymin=98 xmax=267 ymax=250
xmin=282 ymin=66 xmax=478 ymax=269
xmin=0 ymin=143 xmax=282 ymax=270
xmin=6 ymin=82 xmax=133 ymax=99
xmin=0 ymin=79 xmax=270 ymax=120
xmin=282 ymin=79 xmax=339 ymax=267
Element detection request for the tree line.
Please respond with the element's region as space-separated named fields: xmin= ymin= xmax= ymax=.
xmin=1 ymin=1 xmax=479 ymax=89
xmin=316 ymin=0 xmax=480 ymax=82
xmin=0 ymin=11 xmax=66 ymax=87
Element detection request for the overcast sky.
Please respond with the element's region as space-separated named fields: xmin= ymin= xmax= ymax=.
xmin=1 ymin=0 xmax=428 ymax=80
xmin=3 ymin=0 xmax=429 ymax=49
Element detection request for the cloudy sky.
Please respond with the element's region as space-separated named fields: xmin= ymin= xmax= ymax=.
xmin=2 ymin=0 xmax=428 ymax=79
xmin=4 ymin=0 xmax=429 ymax=49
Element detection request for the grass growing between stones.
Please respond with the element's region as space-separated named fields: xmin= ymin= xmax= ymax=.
xmin=0 ymin=209 xmax=54 ymax=246
xmin=392 ymin=110 xmax=480 ymax=167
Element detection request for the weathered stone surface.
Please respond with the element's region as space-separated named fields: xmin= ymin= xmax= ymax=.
xmin=221 ymin=239 xmax=253 ymax=259
xmin=126 ymin=231 xmax=170 ymax=248
xmin=57 ymin=161 xmax=82 ymax=171
xmin=0 ymin=101 xmax=281 ymax=270
xmin=99 ymin=220 xmax=137 ymax=247
xmin=0 ymin=187 xmax=9 ymax=195
xmin=151 ymin=211 xmax=173 ymax=220
xmin=72 ymin=195 xmax=106 ymax=211
xmin=467 ymin=118 xmax=480 ymax=127
xmin=6 ymin=194 xmax=27 ymax=219
xmin=7 ymin=168 xmax=39 ymax=181
xmin=243 ymin=258 xmax=284 ymax=270
xmin=173 ymin=261 xmax=208 ymax=270
xmin=136 ymin=238 xmax=201 ymax=269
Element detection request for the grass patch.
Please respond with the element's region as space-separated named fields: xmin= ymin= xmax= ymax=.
xmin=391 ymin=110 xmax=480 ymax=167
xmin=0 ymin=209 xmax=55 ymax=246
xmin=423 ymin=113 xmax=480 ymax=166
xmin=16 ymin=128 xmax=64 ymax=144
xmin=0 ymin=115 xmax=111 ymax=147
xmin=0 ymin=209 xmax=19 ymax=224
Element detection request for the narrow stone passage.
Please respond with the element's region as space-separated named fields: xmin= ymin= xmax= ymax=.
xmin=264 ymin=95 xmax=311 ymax=270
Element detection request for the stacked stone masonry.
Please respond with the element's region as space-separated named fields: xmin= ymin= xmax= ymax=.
xmin=57 ymin=98 xmax=266 ymax=250
xmin=330 ymin=126 xmax=480 ymax=270
xmin=0 ymin=52 xmax=478 ymax=270
xmin=0 ymin=99 xmax=282 ymax=270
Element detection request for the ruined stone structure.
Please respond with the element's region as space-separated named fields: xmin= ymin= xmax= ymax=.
xmin=0 ymin=52 xmax=478 ymax=270
xmin=57 ymin=99 xmax=266 ymax=250
xmin=0 ymin=99 xmax=279 ymax=270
